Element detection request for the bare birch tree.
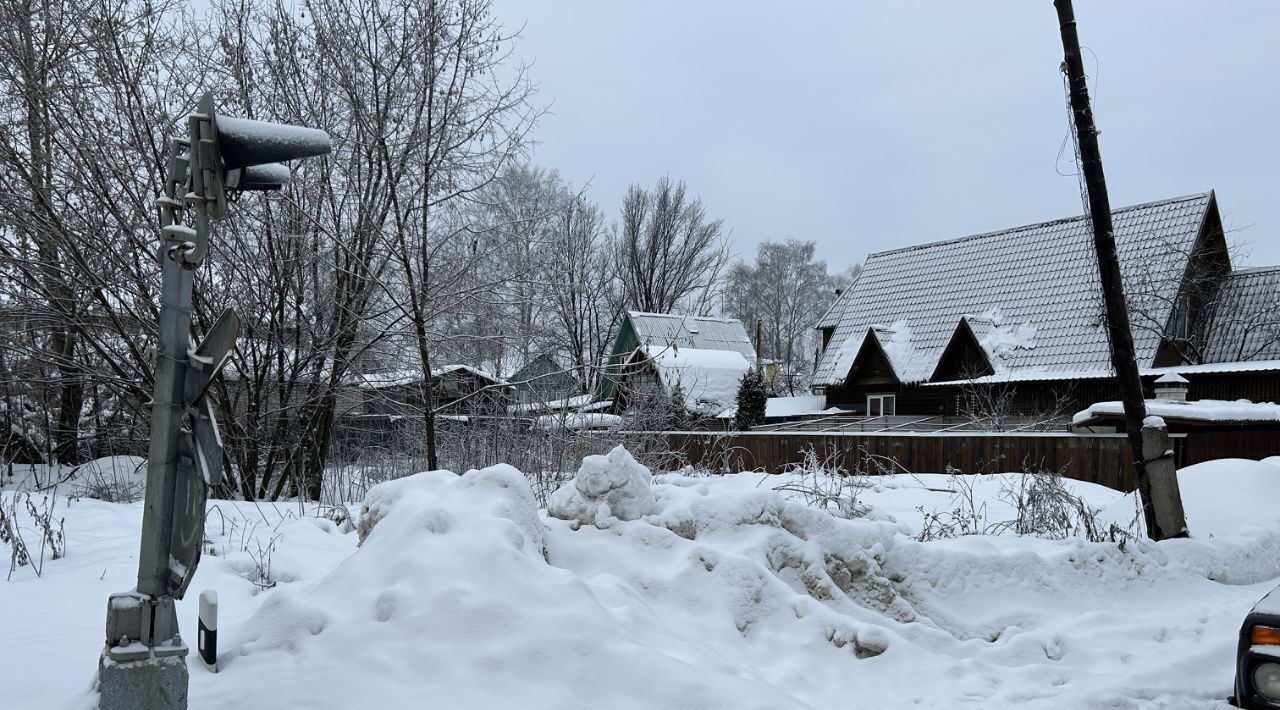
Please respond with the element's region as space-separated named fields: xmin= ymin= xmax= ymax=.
xmin=722 ymin=240 xmax=852 ymax=394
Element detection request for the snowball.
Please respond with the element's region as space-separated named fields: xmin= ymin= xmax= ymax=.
xmin=548 ymin=446 xmax=657 ymax=527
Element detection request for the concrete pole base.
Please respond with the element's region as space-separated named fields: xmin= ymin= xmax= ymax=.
xmin=98 ymin=644 xmax=189 ymax=710
xmin=1141 ymin=421 xmax=1190 ymax=539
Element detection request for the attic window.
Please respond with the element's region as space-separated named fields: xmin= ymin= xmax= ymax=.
xmin=685 ymin=323 xmax=700 ymax=334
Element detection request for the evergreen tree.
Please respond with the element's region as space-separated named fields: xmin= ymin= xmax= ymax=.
xmin=734 ymin=368 xmax=768 ymax=430
xmin=668 ymin=382 xmax=691 ymax=431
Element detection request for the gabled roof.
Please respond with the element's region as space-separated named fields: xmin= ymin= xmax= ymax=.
xmin=1197 ymin=265 xmax=1280 ymax=363
xmin=814 ymin=192 xmax=1216 ymax=386
xmin=626 ymin=311 xmax=756 ymax=359
xmin=351 ymin=364 xmax=507 ymax=390
xmin=931 ymin=316 xmax=997 ymax=381
xmin=855 ymin=322 xmax=934 ymax=383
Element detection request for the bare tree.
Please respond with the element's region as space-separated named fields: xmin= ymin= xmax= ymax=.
xmin=957 ymin=367 xmax=1076 ymax=432
xmin=543 ymin=193 xmax=623 ymax=393
xmin=362 ymin=0 xmax=539 ymax=471
xmin=722 ymin=240 xmax=850 ymax=394
xmin=616 ymin=177 xmax=730 ymax=315
xmin=0 ymin=0 xmax=195 ymax=465
xmin=1122 ymin=230 xmax=1280 ymax=366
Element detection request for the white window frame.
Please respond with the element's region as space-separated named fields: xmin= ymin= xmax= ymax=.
xmin=866 ymin=393 xmax=896 ymax=417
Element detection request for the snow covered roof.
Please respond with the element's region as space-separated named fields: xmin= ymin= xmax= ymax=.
xmin=717 ymin=394 xmax=828 ymax=420
xmin=816 ymin=274 xmax=862 ymax=330
xmin=1146 ymin=359 xmax=1280 ymax=376
xmin=919 ymin=358 xmax=1280 ymax=386
xmin=814 ymin=192 xmax=1215 ymax=386
xmin=627 ymin=312 xmax=756 ymax=360
xmin=1197 ymin=265 xmax=1280 ymax=363
xmin=352 ymin=364 xmax=507 ymax=390
xmin=644 ymin=345 xmax=751 ymax=414
xmin=864 ymin=321 xmax=935 ymax=383
xmin=1154 ymin=372 xmax=1189 ymax=384
xmin=507 ymin=394 xmax=595 ymax=415
xmin=967 ymin=311 xmax=1037 ymax=372
xmin=1073 ymin=398 xmax=1280 ymax=426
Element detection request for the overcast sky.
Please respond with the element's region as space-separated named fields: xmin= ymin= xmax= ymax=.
xmin=491 ymin=1 xmax=1280 ymax=274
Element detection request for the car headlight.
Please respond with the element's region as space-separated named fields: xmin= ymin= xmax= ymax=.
xmin=1255 ymin=662 xmax=1280 ymax=701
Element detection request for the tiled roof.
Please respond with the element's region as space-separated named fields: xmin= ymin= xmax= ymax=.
xmin=816 ymin=273 xmax=862 ymax=330
xmin=1197 ymin=266 xmax=1280 ymax=363
xmin=627 ymin=311 xmax=757 ymax=360
xmin=814 ymin=193 xmax=1214 ymax=385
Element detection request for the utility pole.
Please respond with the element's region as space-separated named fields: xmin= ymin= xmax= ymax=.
xmin=97 ymin=93 xmax=330 ymax=710
xmin=1053 ymin=0 xmax=1187 ymax=540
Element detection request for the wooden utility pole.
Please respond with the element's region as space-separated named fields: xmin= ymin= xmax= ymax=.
xmin=1054 ymin=0 xmax=1186 ymax=540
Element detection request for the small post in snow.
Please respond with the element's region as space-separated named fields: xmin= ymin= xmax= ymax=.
xmin=198 ymin=590 xmax=218 ymax=672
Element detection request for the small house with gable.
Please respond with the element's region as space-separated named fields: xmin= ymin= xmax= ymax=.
xmin=597 ymin=311 xmax=759 ymax=417
xmin=344 ymin=364 xmax=510 ymax=419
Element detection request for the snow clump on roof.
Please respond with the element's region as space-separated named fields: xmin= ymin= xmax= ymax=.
xmin=548 ymin=445 xmax=657 ymax=527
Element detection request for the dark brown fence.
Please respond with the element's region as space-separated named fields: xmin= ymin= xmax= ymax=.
xmin=1183 ymin=429 xmax=1279 ymax=465
xmin=663 ymin=431 xmax=1194 ymax=492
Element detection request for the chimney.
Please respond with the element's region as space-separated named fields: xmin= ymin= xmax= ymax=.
xmin=1153 ymin=372 xmax=1189 ymax=403
xmin=754 ymin=319 xmax=763 ymax=368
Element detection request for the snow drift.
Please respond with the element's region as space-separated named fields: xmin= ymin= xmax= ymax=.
xmin=193 ymin=456 xmax=1280 ymax=708
xmin=6 ymin=453 xmax=1280 ymax=709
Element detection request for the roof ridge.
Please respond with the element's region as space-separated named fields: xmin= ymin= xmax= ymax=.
xmin=628 ymin=310 xmax=742 ymax=324
xmin=1226 ymin=265 xmax=1280 ymax=277
xmin=863 ymin=192 xmax=1212 ymax=262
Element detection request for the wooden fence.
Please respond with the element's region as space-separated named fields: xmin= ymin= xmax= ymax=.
xmin=1182 ymin=429 xmax=1279 ymax=465
xmin=663 ymin=431 xmax=1194 ymax=492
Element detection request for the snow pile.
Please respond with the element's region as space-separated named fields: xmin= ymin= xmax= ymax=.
xmin=645 ymin=345 xmax=750 ymax=413
xmin=358 ymin=463 xmax=546 ymax=553
xmin=1074 ymin=398 xmax=1280 ymax=425
xmin=1175 ymin=457 xmax=1280 ymax=536
xmin=548 ymin=445 xmax=656 ymax=526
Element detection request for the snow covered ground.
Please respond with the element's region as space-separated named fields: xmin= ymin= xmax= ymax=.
xmin=3 ymin=453 xmax=1279 ymax=709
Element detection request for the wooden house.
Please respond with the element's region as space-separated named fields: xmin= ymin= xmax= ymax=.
xmin=597 ymin=311 xmax=758 ymax=417
xmin=344 ymin=364 xmax=510 ymax=419
xmin=509 ymin=353 xmax=581 ymax=407
xmin=812 ymin=191 xmax=1280 ymax=417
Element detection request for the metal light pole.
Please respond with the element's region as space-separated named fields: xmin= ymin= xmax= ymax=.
xmin=97 ymin=93 xmax=330 ymax=710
